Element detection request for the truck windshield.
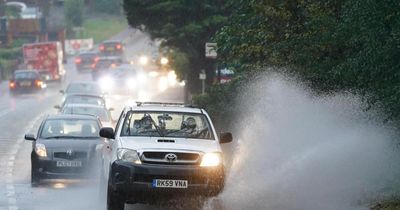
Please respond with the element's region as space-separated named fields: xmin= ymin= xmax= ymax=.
xmin=120 ymin=111 xmax=215 ymax=140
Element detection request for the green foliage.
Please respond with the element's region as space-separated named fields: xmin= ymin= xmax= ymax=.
xmin=211 ymin=0 xmax=400 ymax=123
xmin=0 ymin=47 xmax=21 ymax=60
xmin=0 ymin=58 xmax=18 ymax=80
xmin=168 ymin=48 xmax=190 ymax=81
xmin=123 ymin=0 xmax=229 ymax=92
xmin=93 ymin=0 xmax=122 ymax=15
xmin=64 ymin=0 xmax=84 ymax=28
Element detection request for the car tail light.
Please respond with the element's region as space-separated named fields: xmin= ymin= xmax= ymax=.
xmin=94 ymin=56 xmax=100 ymax=62
xmin=75 ymin=57 xmax=82 ymax=64
xmin=9 ymin=81 xmax=15 ymax=89
xmin=91 ymin=63 xmax=96 ymax=69
xmin=111 ymin=63 xmax=117 ymax=68
xmin=35 ymin=80 xmax=43 ymax=87
xmin=116 ymin=44 xmax=122 ymax=50
xmin=99 ymin=45 xmax=105 ymax=51
xmin=54 ymin=74 xmax=60 ymax=80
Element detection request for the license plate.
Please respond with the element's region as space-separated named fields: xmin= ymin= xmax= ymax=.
xmin=107 ymin=47 xmax=114 ymax=51
xmin=152 ymin=179 xmax=188 ymax=189
xmin=56 ymin=161 xmax=82 ymax=167
xmin=20 ymin=81 xmax=31 ymax=86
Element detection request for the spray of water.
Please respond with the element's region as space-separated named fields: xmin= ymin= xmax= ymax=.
xmin=213 ymin=73 xmax=400 ymax=210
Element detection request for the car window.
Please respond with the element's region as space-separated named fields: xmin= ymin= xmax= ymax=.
xmin=120 ymin=111 xmax=214 ymax=140
xmin=62 ymin=106 xmax=110 ymax=121
xmin=14 ymin=72 xmax=38 ymax=80
xmin=66 ymin=83 xmax=102 ymax=95
xmin=40 ymin=119 xmax=100 ymax=138
xmin=65 ymin=96 xmax=105 ymax=106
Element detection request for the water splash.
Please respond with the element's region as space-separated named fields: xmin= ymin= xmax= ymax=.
xmin=213 ymin=73 xmax=400 ymax=210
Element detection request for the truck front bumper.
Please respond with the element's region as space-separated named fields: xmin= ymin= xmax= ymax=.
xmin=109 ymin=161 xmax=225 ymax=203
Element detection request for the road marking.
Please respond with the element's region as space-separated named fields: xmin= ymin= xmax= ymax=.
xmin=5 ymin=114 xmax=44 ymax=210
xmin=0 ymin=109 xmax=10 ymax=118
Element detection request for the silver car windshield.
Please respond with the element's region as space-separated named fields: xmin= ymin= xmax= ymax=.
xmin=62 ymin=107 xmax=110 ymax=122
xmin=120 ymin=111 xmax=214 ymax=140
xmin=40 ymin=119 xmax=100 ymax=139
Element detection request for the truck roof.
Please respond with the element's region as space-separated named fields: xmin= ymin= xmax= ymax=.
xmin=124 ymin=102 xmax=203 ymax=114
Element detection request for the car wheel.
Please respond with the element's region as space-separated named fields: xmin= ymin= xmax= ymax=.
xmin=106 ymin=184 xmax=125 ymax=210
xmin=31 ymin=165 xmax=40 ymax=187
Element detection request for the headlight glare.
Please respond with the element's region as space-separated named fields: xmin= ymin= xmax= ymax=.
xmin=35 ymin=143 xmax=47 ymax=157
xmin=117 ymin=148 xmax=141 ymax=164
xmin=200 ymin=153 xmax=221 ymax=167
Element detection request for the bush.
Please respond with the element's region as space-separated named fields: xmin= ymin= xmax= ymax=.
xmin=0 ymin=47 xmax=21 ymax=60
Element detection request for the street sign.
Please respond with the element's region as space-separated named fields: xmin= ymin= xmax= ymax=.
xmin=199 ymin=70 xmax=206 ymax=80
xmin=205 ymin=42 xmax=217 ymax=59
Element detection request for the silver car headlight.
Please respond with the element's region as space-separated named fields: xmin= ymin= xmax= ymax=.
xmin=35 ymin=143 xmax=47 ymax=157
xmin=117 ymin=148 xmax=142 ymax=164
xmin=200 ymin=153 xmax=222 ymax=167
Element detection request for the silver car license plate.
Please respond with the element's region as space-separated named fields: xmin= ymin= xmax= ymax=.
xmin=56 ymin=161 xmax=82 ymax=167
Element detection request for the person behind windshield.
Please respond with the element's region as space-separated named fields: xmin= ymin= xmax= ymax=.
xmin=181 ymin=117 xmax=197 ymax=136
xmin=133 ymin=115 xmax=153 ymax=134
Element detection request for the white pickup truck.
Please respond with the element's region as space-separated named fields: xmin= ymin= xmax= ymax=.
xmin=99 ymin=102 xmax=233 ymax=210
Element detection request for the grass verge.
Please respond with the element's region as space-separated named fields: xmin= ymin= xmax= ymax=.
xmin=76 ymin=14 xmax=128 ymax=43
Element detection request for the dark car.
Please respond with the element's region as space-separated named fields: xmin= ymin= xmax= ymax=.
xmin=9 ymin=70 xmax=46 ymax=94
xmin=25 ymin=114 xmax=103 ymax=186
xmin=75 ymin=51 xmax=99 ymax=71
xmin=91 ymin=57 xmax=123 ymax=81
xmin=99 ymin=40 xmax=124 ymax=57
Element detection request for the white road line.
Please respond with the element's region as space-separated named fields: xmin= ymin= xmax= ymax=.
xmin=0 ymin=109 xmax=10 ymax=118
xmin=5 ymin=114 xmax=45 ymax=210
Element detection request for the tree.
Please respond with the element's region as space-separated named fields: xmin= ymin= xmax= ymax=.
xmin=211 ymin=0 xmax=400 ymax=123
xmin=123 ymin=0 xmax=229 ymax=93
xmin=64 ymin=0 xmax=84 ymax=28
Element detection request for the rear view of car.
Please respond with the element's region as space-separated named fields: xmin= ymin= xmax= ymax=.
xmin=75 ymin=52 xmax=99 ymax=71
xmin=9 ymin=70 xmax=46 ymax=95
xmin=91 ymin=57 xmax=123 ymax=81
xmin=99 ymin=40 xmax=124 ymax=57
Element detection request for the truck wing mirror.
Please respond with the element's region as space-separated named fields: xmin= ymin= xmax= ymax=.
xmin=220 ymin=132 xmax=233 ymax=144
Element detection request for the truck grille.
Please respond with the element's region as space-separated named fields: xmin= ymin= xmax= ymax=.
xmin=141 ymin=152 xmax=200 ymax=165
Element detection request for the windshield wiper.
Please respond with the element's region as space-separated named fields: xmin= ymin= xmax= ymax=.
xmin=146 ymin=115 xmax=164 ymax=137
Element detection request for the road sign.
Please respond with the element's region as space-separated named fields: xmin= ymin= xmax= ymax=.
xmin=205 ymin=42 xmax=217 ymax=59
xmin=199 ymin=70 xmax=206 ymax=80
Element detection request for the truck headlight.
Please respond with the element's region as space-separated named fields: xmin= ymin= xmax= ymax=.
xmin=35 ymin=143 xmax=47 ymax=157
xmin=200 ymin=153 xmax=222 ymax=167
xmin=117 ymin=148 xmax=141 ymax=164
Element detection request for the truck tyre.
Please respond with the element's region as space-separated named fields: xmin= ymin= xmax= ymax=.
xmin=107 ymin=180 xmax=125 ymax=210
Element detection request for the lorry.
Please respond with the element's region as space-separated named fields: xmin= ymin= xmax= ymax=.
xmin=23 ymin=42 xmax=65 ymax=82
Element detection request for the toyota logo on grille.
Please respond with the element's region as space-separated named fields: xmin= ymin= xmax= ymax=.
xmin=165 ymin=153 xmax=178 ymax=162
xmin=66 ymin=149 xmax=74 ymax=158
